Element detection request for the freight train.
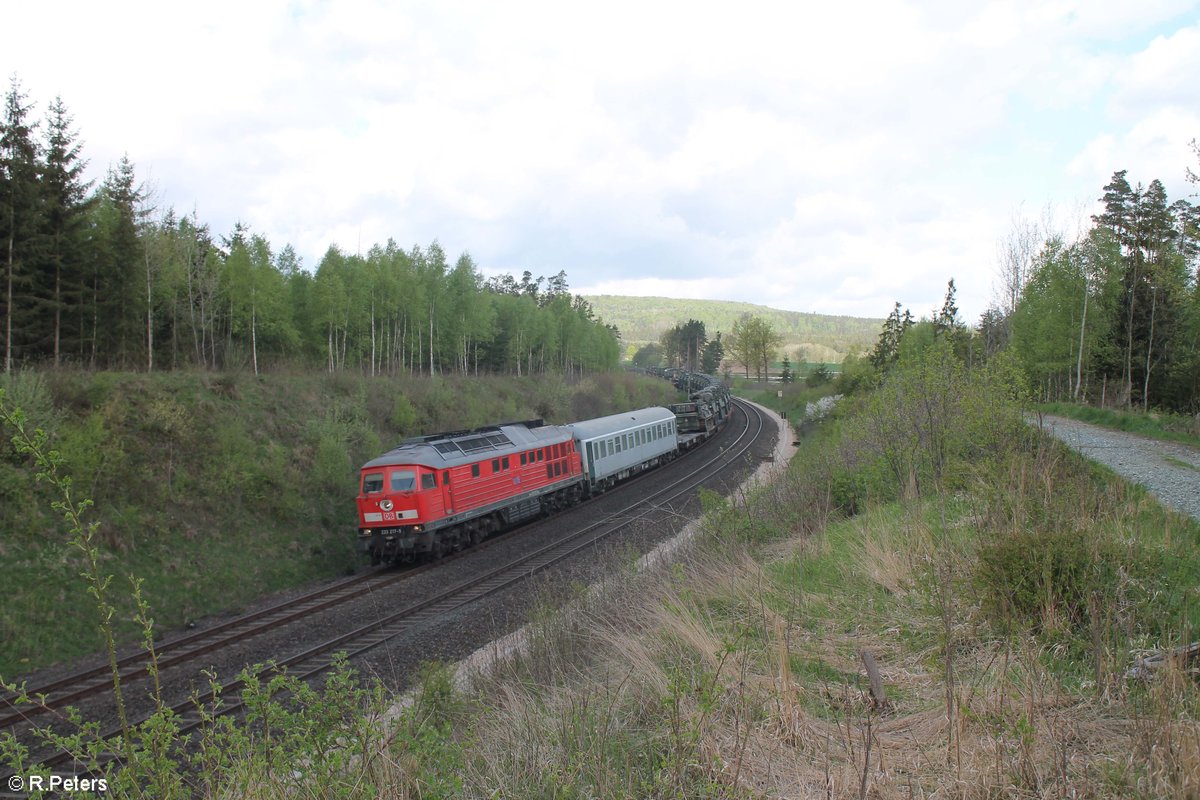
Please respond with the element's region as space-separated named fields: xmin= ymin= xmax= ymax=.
xmin=355 ymin=376 xmax=732 ymax=565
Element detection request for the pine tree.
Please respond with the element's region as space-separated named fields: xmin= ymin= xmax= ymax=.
xmin=1 ymin=77 xmax=43 ymax=373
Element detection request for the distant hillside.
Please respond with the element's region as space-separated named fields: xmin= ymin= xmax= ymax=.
xmin=584 ymin=295 xmax=882 ymax=363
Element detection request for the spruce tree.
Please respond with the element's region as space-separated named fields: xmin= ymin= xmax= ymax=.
xmin=90 ymin=155 xmax=145 ymax=366
xmin=40 ymin=95 xmax=92 ymax=365
xmin=1 ymin=77 xmax=43 ymax=373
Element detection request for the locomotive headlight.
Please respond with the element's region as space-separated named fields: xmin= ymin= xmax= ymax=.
xmin=380 ymin=499 xmax=394 ymax=512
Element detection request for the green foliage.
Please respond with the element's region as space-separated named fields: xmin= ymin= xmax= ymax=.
xmin=1009 ymin=171 xmax=1198 ymax=411
xmin=659 ymin=318 xmax=707 ymax=371
xmin=390 ymin=393 xmax=420 ymax=434
xmin=806 ymin=362 xmax=831 ymax=387
xmin=975 ymin=526 xmax=1131 ymax=634
xmin=834 ymin=352 xmax=877 ymax=395
xmin=842 ymin=342 xmax=1027 ymax=499
xmin=727 ymin=313 xmax=784 ymax=381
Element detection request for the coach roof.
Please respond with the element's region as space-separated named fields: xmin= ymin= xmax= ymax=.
xmin=362 ymin=420 xmax=572 ymax=470
xmin=566 ymin=406 xmax=676 ymax=441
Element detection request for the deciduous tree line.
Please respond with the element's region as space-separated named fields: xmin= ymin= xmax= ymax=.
xmin=846 ymin=160 xmax=1199 ymax=413
xmin=1004 ymin=167 xmax=1199 ymax=410
xmin=0 ymin=79 xmax=620 ymax=377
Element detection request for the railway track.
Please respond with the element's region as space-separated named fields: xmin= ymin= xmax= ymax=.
xmin=5 ymin=399 xmax=768 ymax=779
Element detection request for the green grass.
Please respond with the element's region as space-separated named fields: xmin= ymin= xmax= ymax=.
xmin=1040 ymin=401 xmax=1200 ymax=447
xmin=729 ymin=380 xmax=836 ymax=432
xmin=1164 ymin=454 xmax=1200 ymax=472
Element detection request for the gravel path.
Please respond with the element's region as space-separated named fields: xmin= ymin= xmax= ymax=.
xmin=1038 ymin=414 xmax=1200 ymax=523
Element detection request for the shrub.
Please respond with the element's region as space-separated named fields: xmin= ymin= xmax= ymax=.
xmin=975 ymin=526 xmax=1130 ymax=635
xmin=391 ymin=393 xmax=420 ymax=435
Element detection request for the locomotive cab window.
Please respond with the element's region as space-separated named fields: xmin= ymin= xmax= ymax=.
xmin=363 ymin=473 xmax=384 ymax=494
xmin=390 ymin=470 xmax=416 ymax=492
xmin=421 ymin=473 xmax=437 ymax=490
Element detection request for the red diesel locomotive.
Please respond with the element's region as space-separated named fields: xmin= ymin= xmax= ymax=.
xmin=356 ymin=419 xmax=584 ymax=564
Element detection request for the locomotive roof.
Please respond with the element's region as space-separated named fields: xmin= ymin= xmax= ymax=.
xmin=361 ymin=419 xmax=571 ymax=470
xmin=566 ymin=406 xmax=676 ymax=441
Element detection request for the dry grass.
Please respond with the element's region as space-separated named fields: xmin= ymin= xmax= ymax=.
xmin=429 ymin=479 xmax=1199 ymax=799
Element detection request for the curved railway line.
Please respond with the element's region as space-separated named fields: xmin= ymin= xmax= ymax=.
xmin=2 ymin=398 xmax=770 ymax=781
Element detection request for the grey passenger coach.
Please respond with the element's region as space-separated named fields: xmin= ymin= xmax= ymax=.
xmin=568 ymin=406 xmax=678 ymax=493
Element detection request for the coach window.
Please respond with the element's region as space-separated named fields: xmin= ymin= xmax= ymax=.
xmin=520 ymin=452 xmax=527 ymax=466
xmin=421 ymin=473 xmax=437 ymax=490
xmin=546 ymin=464 xmax=553 ymax=479
xmin=471 ymin=463 xmax=480 ymax=478
xmin=492 ymin=458 xmax=500 ymax=473
xmin=503 ymin=456 xmax=510 ymax=470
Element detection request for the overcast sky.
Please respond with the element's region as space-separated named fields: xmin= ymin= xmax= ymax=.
xmin=6 ymin=1 xmax=1198 ymax=321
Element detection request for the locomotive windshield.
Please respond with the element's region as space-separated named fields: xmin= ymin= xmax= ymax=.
xmin=362 ymin=473 xmax=384 ymax=494
xmin=390 ymin=469 xmax=417 ymax=491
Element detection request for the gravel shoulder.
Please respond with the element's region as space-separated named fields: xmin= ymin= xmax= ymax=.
xmin=1037 ymin=413 xmax=1200 ymax=523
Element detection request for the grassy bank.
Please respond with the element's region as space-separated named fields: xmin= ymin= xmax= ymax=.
xmin=7 ymin=350 xmax=1200 ymax=797
xmin=1039 ymin=401 xmax=1200 ymax=448
xmin=730 ymin=379 xmax=835 ymax=435
xmin=0 ymin=369 xmax=678 ymax=677
xmin=376 ymin=351 xmax=1196 ymax=797
xmin=278 ymin=347 xmax=1198 ymax=797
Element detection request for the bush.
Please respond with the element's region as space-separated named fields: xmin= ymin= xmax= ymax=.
xmin=391 ymin=394 xmax=419 ymax=435
xmin=975 ymin=526 xmax=1131 ymax=634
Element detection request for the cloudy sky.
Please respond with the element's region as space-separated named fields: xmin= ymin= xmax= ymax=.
xmin=5 ymin=1 xmax=1198 ymax=321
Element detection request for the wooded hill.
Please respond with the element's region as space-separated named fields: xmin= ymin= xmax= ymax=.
xmin=583 ymin=295 xmax=881 ymax=363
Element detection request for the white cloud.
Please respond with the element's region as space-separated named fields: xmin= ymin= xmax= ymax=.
xmin=4 ymin=0 xmax=1198 ymax=321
